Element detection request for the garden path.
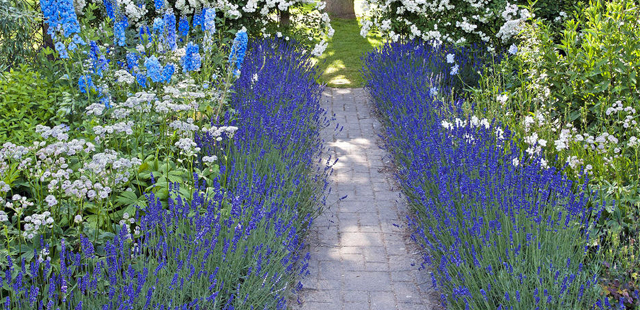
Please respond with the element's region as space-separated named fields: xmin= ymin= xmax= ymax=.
xmin=293 ymin=88 xmax=438 ymax=310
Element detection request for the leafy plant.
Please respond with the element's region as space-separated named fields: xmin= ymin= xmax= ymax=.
xmin=0 ymin=65 xmax=67 ymax=144
xmin=0 ymin=0 xmax=41 ymax=68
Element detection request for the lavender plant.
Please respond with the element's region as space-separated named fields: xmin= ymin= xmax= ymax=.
xmin=1 ymin=38 xmax=330 ymax=309
xmin=363 ymin=41 xmax=612 ymax=309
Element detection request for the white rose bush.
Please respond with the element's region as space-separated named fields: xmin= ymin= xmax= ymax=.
xmin=359 ymin=0 xmax=584 ymax=49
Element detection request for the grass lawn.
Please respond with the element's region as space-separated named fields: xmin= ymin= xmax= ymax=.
xmin=314 ymin=16 xmax=383 ymax=88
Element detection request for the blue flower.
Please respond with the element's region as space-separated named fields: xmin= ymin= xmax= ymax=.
xmin=152 ymin=18 xmax=164 ymax=35
xmin=193 ymin=10 xmax=204 ymax=28
xmin=55 ymin=41 xmax=68 ymax=59
xmin=114 ymin=19 xmax=126 ymax=47
xmin=145 ymin=56 xmax=163 ymax=83
xmin=78 ymin=75 xmax=94 ymax=93
xmin=182 ymin=42 xmax=201 ymax=72
xmin=204 ymin=8 xmax=216 ymax=34
xmin=228 ymin=30 xmax=248 ymax=71
xmin=178 ymin=16 xmax=190 ymax=38
xmin=136 ymin=72 xmax=147 ymax=88
xmin=59 ymin=0 xmax=80 ymax=37
xmin=162 ymin=63 xmax=175 ymax=83
xmin=126 ymin=52 xmax=139 ymax=71
xmin=40 ymin=0 xmax=80 ymax=38
xmin=163 ymin=11 xmax=177 ymax=50
xmin=154 ymin=0 xmax=163 ymax=11
xmin=508 ymin=44 xmax=518 ymax=55
xmin=104 ymin=0 xmax=116 ymax=19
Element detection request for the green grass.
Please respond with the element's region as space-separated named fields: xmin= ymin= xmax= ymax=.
xmin=314 ymin=17 xmax=383 ymax=88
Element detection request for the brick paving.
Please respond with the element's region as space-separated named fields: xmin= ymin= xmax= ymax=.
xmin=293 ymin=88 xmax=438 ymax=309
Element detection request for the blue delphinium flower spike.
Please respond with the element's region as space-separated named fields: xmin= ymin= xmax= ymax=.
xmin=154 ymin=0 xmax=163 ymax=11
xmin=163 ymin=10 xmax=177 ymax=50
xmin=145 ymin=56 xmax=163 ymax=83
xmin=78 ymin=75 xmax=94 ymax=93
xmin=193 ymin=10 xmax=204 ymax=29
xmin=162 ymin=63 xmax=175 ymax=82
xmin=228 ymin=30 xmax=248 ymax=72
xmin=204 ymin=8 xmax=216 ymax=34
xmin=152 ymin=18 xmax=164 ymax=35
xmin=178 ymin=16 xmax=190 ymax=38
xmin=182 ymin=42 xmax=201 ymax=72
xmin=55 ymin=41 xmax=69 ymax=59
xmin=114 ymin=18 xmax=126 ymax=47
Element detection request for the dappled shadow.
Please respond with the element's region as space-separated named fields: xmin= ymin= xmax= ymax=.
xmin=291 ymin=88 xmax=441 ymax=309
xmin=316 ymin=18 xmax=382 ymax=87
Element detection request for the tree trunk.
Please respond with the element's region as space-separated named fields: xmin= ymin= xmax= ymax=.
xmin=42 ymin=21 xmax=55 ymax=61
xmin=325 ymin=0 xmax=356 ymax=19
xmin=280 ymin=10 xmax=290 ymax=27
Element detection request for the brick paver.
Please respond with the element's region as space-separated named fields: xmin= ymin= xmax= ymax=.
xmin=293 ymin=88 xmax=438 ymax=309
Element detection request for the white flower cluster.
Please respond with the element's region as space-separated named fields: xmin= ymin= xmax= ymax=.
xmin=523 ymin=132 xmax=546 ymax=156
xmin=496 ymin=2 xmax=531 ymax=43
xmin=6 ymin=194 xmax=34 ymax=211
xmin=175 ymin=138 xmax=201 ymax=155
xmin=169 ymin=0 xmax=333 ymax=55
xmin=202 ymin=125 xmax=239 ymax=141
xmin=23 ymin=211 xmax=54 ymax=240
xmin=170 ymin=118 xmax=200 ymax=134
xmin=360 ymin=0 xmax=531 ymax=48
xmin=36 ymin=124 xmax=70 ymax=141
xmin=93 ymin=121 xmax=135 ymax=137
xmin=115 ymin=70 xmax=136 ymax=85
xmin=120 ymin=0 xmax=148 ymax=25
xmin=37 ymin=248 xmax=51 ymax=263
xmin=84 ymin=150 xmax=141 ymax=179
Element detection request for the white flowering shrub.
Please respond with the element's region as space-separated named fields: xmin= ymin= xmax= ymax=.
xmin=359 ymin=0 xmax=580 ymax=48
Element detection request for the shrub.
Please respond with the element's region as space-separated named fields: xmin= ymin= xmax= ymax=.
xmin=460 ymin=1 xmax=640 ymax=306
xmin=0 ymin=0 xmax=41 ymax=69
xmin=0 ymin=65 xmax=67 ymax=144
xmin=358 ymin=0 xmax=586 ymax=49
xmin=363 ymin=40 xmax=608 ymax=309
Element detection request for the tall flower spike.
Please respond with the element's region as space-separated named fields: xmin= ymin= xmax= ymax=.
xmin=145 ymin=56 xmax=163 ymax=83
xmin=204 ymin=8 xmax=216 ymax=34
xmin=193 ymin=10 xmax=204 ymax=29
xmin=163 ymin=10 xmax=177 ymax=51
xmin=114 ymin=17 xmax=126 ymax=47
xmin=55 ymin=41 xmax=69 ymax=59
xmin=182 ymin=42 xmax=201 ymax=73
xmin=178 ymin=16 xmax=190 ymax=38
xmin=228 ymin=30 xmax=248 ymax=73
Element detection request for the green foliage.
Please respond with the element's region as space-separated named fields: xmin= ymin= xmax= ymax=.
xmin=315 ymin=18 xmax=382 ymax=87
xmin=546 ymin=0 xmax=640 ymax=131
xmin=0 ymin=65 xmax=67 ymax=144
xmin=462 ymin=0 xmax=640 ymax=307
xmin=0 ymin=0 xmax=41 ymax=69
